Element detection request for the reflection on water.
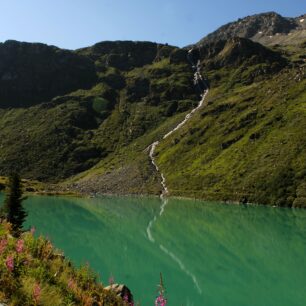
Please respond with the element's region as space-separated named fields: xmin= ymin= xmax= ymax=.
xmin=1 ymin=193 xmax=306 ymax=305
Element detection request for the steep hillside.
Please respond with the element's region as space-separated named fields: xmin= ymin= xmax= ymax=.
xmin=0 ymin=40 xmax=199 ymax=186
xmin=0 ymin=40 xmax=97 ymax=108
xmin=155 ymin=38 xmax=306 ymax=207
xmin=71 ymin=37 xmax=306 ymax=207
xmin=0 ymin=12 xmax=305 ymax=207
xmin=0 ymin=221 xmax=124 ymax=305
xmin=196 ymin=12 xmax=306 ymax=46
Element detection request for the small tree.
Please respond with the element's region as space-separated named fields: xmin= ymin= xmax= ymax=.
xmin=1 ymin=173 xmax=27 ymax=235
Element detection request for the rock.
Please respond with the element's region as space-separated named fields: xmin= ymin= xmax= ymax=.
xmin=51 ymin=253 xmax=65 ymax=260
xmin=78 ymin=41 xmax=172 ymax=70
xmin=170 ymin=48 xmax=188 ymax=64
xmin=104 ymin=284 xmax=133 ymax=303
xmin=126 ymin=77 xmax=150 ymax=102
xmin=196 ymin=12 xmax=298 ymax=46
xmin=25 ymin=187 xmax=35 ymax=192
xmin=199 ymin=37 xmax=287 ymax=68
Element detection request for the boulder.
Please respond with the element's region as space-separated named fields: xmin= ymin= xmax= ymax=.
xmin=104 ymin=284 xmax=133 ymax=303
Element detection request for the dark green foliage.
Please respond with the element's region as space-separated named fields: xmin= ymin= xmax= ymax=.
xmin=0 ymin=32 xmax=305 ymax=206
xmin=156 ymin=64 xmax=306 ymax=206
xmin=0 ymin=41 xmax=197 ymax=182
xmin=1 ymin=173 xmax=27 ymax=235
xmin=0 ymin=40 xmax=97 ymax=108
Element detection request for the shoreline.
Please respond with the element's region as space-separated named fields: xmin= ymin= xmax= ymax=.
xmin=23 ymin=188 xmax=293 ymax=210
xmin=0 ymin=176 xmax=298 ymax=209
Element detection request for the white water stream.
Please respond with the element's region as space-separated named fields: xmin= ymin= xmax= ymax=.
xmin=146 ymin=50 xmax=209 ymax=295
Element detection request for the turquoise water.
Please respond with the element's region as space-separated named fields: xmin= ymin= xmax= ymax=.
xmin=1 ymin=194 xmax=306 ymax=305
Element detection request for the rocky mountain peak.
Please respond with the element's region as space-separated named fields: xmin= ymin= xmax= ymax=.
xmin=196 ymin=12 xmax=304 ymax=47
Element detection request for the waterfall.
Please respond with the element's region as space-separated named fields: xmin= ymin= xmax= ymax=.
xmin=146 ymin=48 xmax=208 ymax=295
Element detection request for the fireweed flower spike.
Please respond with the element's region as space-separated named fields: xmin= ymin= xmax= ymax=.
xmin=155 ymin=273 xmax=167 ymax=306
xmin=33 ymin=283 xmax=41 ymax=304
xmin=155 ymin=294 xmax=167 ymax=306
xmin=30 ymin=226 xmax=36 ymax=235
xmin=108 ymin=274 xmax=115 ymax=285
xmin=68 ymin=278 xmax=76 ymax=290
xmin=0 ymin=239 xmax=8 ymax=254
xmin=16 ymin=239 xmax=24 ymax=253
xmin=6 ymin=255 xmax=14 ymax=272
xmin=123 ymin=294 xmax=134 ymax=306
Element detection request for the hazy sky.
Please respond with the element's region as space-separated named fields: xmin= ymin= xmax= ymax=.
xmin=0 ymin=0 xmax=304 ymax=49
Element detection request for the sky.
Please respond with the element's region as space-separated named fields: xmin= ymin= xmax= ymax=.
xmin=0 ymin=0 xmax=305 ymax=50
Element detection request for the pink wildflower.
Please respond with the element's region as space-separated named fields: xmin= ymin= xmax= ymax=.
xmin=23 ymin=254 xmax=32 ymax=266
xmin=16 ymin=239 xmax=24 ymax=253
xmin=5 ymin=255 xmax=14 ymax=272
xmin=108 ymin=275 xmax=115 ymax=285
xmin=30 ymin=226 xmax=36 ymax=235
xmin=155 ymin=294 xmax=167 ymax=306
xmin=33 ymin=283 xmax=41 ymax=304
xmin=68 ymin=278 xmax=76 ymax=290
xmin=123 ymin=294 xmax=134 ymax=306
xmin=0 ymin=239 xmax=8 ymax=254
xmin=155 ymin=273 xmax=167 ymax=306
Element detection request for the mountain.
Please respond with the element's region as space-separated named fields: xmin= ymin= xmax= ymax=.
xmin=0 ymin=40 xmax=198 ymax=187
xmin=0 ymin=12 xmax=305 ymax=207
xmin=0 ymin=40 xmax=97 ymax=108
xmin=156 ymin=37 xmax=305 ymax=207
xmin=196 ymin=12 xmax=306 ymax=46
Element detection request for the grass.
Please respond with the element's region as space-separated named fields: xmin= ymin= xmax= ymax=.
xmin=0 ymin=43 xmax=196 ymax=184
xmin=0 ymin=221 xmax=124 ymax=306
xmin=155 ymin=67 xmax=306 ymax=207
xmin=0 ymin=38 xmax=305 ymax=206
xmin=68 ymin=38 xmax=306 ymax=207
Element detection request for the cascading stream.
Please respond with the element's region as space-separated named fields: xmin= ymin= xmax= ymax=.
xmin=146 ymin=49 xmax=209 ymax=295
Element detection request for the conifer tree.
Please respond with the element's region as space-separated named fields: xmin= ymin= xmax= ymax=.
xmin=1 ymin=173 xmax=27 ymax=235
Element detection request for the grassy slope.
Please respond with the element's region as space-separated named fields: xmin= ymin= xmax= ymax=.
xmin=66 ymin=110 xmax=191 ymax=195
xmin=0 ymin=38 xmax=305 ymax=206
xmin=70 ymin=39 xmax=305 ymax=207
xmin=155 ymin=46 xmax=306 ymax=206
xmin=0 ymin=222 xmax=123 ymax=306
xmin=0 ymin=46 xmax=198 ymax=183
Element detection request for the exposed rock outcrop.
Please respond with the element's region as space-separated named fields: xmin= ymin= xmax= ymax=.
xmin=104 ymin=284 xmax=133 ymax=303
xmin=195 ymin=12 xmax=306 ymax=47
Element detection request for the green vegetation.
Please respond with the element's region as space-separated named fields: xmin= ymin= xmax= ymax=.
xmin=155 ymin=39 xmax=306 ymax=207
xmin=0 ymin=32 xmax=305 ymax=207
xmin=0 ymin=221 xmax=124 ymax=305
xmin=0 ymin=41 xmax=197 ymax=185
xmin=1 ymin=174 xmax=27 ymax=235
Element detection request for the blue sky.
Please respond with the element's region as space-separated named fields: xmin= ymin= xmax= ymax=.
xmin=0 ymin=0 xmax=304 ymax=49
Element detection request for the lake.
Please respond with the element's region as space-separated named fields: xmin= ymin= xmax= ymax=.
xmin=1 ymin=193 xmax=306 ymax=306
